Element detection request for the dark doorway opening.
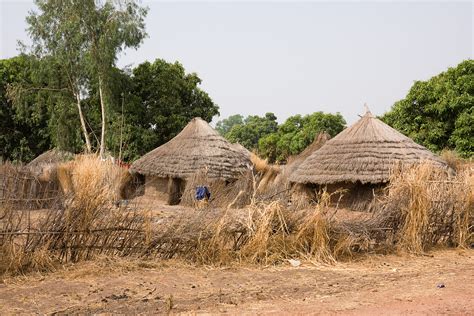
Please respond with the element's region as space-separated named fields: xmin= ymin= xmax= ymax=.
xmin=168 ymin=177 xmax=186 ymax=205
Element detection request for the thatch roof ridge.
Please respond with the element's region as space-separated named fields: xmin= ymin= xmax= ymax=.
xmin=290 ymin=111 xmax=447 ymax=185
xmin=130 ymin=117 xmax=252 ymax=179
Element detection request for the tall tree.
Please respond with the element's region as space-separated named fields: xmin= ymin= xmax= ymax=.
xmin=24 ymin=0 xmax=148 ymax=157
xmin=382 ymin=60 xmax=473 ymax=157
xmin=81 ymin=0 xmax=148 ymax=157
xmin=25 ymin=0 xmax=92 ymax=152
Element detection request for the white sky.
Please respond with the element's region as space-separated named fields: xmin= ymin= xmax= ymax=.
xmin=1 ymin=0 xmax=473 ymax=124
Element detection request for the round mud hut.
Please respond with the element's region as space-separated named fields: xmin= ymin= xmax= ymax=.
xmin=289 ymin=110 xmax=448 ymax=210
xmin=130 ymin=117 xmax=252 ymax=205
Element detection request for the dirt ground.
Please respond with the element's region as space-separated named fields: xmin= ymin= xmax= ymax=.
xmin=1 ymin=249 xmax=473 ymax=315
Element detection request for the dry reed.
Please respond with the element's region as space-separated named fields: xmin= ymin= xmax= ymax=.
xmin=294 ymin=191 xmax=336 ymax=263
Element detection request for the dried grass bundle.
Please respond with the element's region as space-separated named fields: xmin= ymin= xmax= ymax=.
xmin=372 ymin=162 xmax=472 ymax=252
xmin=393 ymin=164 xmax=431 ymax=252
xmin=250 ymin=153 xmax=270 ymax=174
xmin=294 ymin=191 xmax=335 ymax=263
xmin=238 ymin=202 xmax=293 ymax=264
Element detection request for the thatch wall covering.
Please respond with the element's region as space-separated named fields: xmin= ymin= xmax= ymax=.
xmin=325 ymin=182 xmax=385 ymax=212
xmin=290 ymin=111 xmax=447 ymax=185
xmin=130 ymin=118 xmax=252 ymax=180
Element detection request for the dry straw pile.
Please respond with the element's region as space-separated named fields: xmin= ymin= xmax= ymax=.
xmin=180 ymin=169 xmax=255 ymax=208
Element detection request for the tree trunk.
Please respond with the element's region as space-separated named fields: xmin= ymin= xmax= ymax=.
xmin=74 ymin=92 xmax=92 ymax=153
xmin=98 ymin=76 xmax=106 ymax=159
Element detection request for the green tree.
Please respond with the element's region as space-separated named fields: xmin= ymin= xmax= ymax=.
xmin=2 ymin=55 xmax=219 ymax=163
xmin=25 ymin=0 xmax=148 ymax=157
xmin=226 ymin=113 xmax=278 ymax=150
xmin=0 ymin=56 xmax=51 ymax=162
xmin=258 ymin=112 xmax=346 ymax=162
xmin=81 ymin=0 xmax=148 ymax=157
xmin=215 ymin=114 xmax=244 ymax=136
xmin=122 ymin=59 xmax=219 ymax=161
xmin=25 ymin=0 xmax=93 ymax=152
xmin=382 ymin=60 xmax=473 ymax=157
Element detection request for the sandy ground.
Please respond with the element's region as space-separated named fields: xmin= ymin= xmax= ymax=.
xmin=1 ymin=249 xmax=473 ymax=315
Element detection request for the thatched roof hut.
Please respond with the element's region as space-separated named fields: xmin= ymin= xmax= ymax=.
xmin=130 ymin=117 xmax=252 ymax=180
xmin=290 ymin=111 xmax=447 ymax=185
xmin=28 ymin=149 xmax=74 ymax=168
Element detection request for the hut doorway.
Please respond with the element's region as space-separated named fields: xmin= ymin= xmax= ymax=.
xmin=168 ymin=178 xmax=185 ymax=205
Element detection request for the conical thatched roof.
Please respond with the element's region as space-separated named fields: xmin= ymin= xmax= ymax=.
xmin=290 ymin=111 xmax=447 ymax=185
xmin=130 ymin=117 xmax=252 ymax=179
xmin=28 ymin=149 xmax=74 ymax=168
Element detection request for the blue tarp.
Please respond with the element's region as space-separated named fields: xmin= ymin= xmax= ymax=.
xmin=195 ymin=186 xmax=211 ymax=201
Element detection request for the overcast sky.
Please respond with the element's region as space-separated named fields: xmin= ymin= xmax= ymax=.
xmin=1 ymin=1 xmax=472 ymax=124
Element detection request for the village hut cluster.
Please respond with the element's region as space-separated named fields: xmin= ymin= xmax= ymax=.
xmin=21 ymin=109 xmax=451 ymax=211
xmin=2 ymin=109 xmax=470 ymax=278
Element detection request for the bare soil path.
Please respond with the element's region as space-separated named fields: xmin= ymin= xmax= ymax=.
xmin=1 ymin=249 xmax=473 ymax=315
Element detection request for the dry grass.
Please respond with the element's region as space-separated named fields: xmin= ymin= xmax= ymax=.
xmin=1 ymin=156 xmax=472 ymax=276
xmin=239 ymin=202 xmax=292 ymax=264
xmin=392 ymin=164 xmax=432 ymax=253
xmin=66 ymin=155 xmax=129 ymax=203
xmin=374 ymin=162 xmax=473 ymax=253
xmin=440 ymin=150 xmax=464 ymax=172
xmin=0 ymin=155 xmax=146 ymax=275
xmin=294 ymin=191 xmax=336 ymax=264
xmin=146 ymin=190 xmax=362 ymax=266
xmin=250 ymin=153 xmax=270 ymax=174
xmin=250 ymin=153 xmax=292 ymax=205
